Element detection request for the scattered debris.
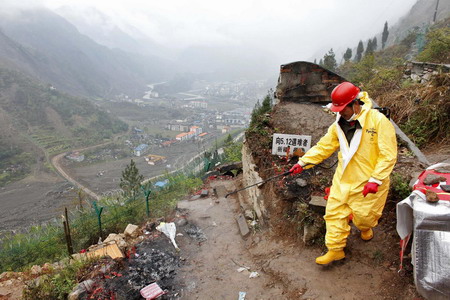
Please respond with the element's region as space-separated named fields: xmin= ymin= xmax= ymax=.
xmin=184 ymin=224 xmax=207 ymax=242
xmin=238 ymin=291 xmax=247 ymax=300
xmin=423 ymin=174 xmax=446 ymax=186
xmin=140 ymin=282 xmax=165 ymax=299
xmin=244 ymin=210 xmax=254 ymax=220
xmin=236 ymin=214 xmax=250 ymax=237
xmin=425 ymin=190 xmax=439 ymax=203
xmin=86 ymin=243 xmax=124 ymax=260
xmin=237 ymin=267 xmax=250 ymax=273
xmin=124 ymin=224 xmax=140 ymax=238
xmin=156 ymin=222 xmax=180 ymax=251
xmin=249 ymin=272 xmax=259 ymax=278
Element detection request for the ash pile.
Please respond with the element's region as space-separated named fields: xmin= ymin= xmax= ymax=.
xmin=82 ymin=237 xmax=181 ymax=300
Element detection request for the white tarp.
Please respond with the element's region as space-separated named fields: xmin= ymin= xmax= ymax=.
xmin=397 ymin=190 xmax=450 ymax=300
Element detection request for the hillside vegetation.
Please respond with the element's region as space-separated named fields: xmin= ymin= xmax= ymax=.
xmin=337 ymin=17 xmax=450 ymax=149
xmin=0 ymin=67 xmax=128 ymax=186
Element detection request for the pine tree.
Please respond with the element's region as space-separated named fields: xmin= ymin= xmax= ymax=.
xmin=224 ymin=134 xmax=233 ymax=146
xmin=382 ymin=21 xmax=389 ymax=49
xmin=355 ymin=40 xmax=364 ymax=62
xmin=120 ymin=159 xmax=144 ymax=198
xmin=314 ymin=58 xmax=317 ymax=64
xmin=365 ymin=39 xmax=373 ymax=56
xmin=323 ymin=48 xmax=337 ymax=71
xmin=343 ymin=48 xmax=352 ymax=62
xmin=319 ymin=58 xmax=324 ymax=66
xmin=372 ymin=37 xmax=378 ymax=51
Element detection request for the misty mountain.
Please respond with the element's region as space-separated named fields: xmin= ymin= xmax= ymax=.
xmin=176 ymin=45 xmax=277 ymax=81
xmin=0 ymin=8 xmax=171 ymax=98
xmin=387 ymin=0 xmax=450 ymax=46
xmin=50 ymin=6 xmax=278 ymax=81
xmin=54 ymin=6 xmax=174 ymax=59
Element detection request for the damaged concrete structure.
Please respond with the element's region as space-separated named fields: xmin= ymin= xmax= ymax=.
xmin=241 ymin=60 xmax=432 ymax=245
xmin=241 ymin=61 xmax=346 ymax=241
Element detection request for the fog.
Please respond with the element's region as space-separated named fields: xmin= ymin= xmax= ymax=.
xmin=1 ymin=0 xmax=419 ymax=77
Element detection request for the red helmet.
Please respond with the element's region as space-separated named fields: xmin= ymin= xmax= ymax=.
xmin=330 ymin=82 xmax=360 ymax=112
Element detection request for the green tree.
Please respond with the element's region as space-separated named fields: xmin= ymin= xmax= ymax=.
xmin=365 ymin=39 xmax=375 ymax=56
xmin=322 ymin=48 xmax=337 ymax=71
xmin=355 ymin=40 xmax=364 ymax=62
xmin=350 ymin=54 xmax=376 ymax=85
xmin=224 ymin=134 xmax=233 ymax=146
xmin=343 ymin=48 xmax=352 ymax=62
xmin=382 ymin=21 xmax=389 ymax=49
xmin=372 ymin=37 xmax=378 ymax=51
xmin=319 ymin=58 xmax=324 ymax=66
xmin=119 ymin=159 xmax=144 ymax=198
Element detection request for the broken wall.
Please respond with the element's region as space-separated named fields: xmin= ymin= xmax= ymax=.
xmin=242 ymin=61 xmax=345 ymax=226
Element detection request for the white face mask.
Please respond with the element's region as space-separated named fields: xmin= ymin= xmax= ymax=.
xmin=347 ymin=113 xmax=358 ymax=121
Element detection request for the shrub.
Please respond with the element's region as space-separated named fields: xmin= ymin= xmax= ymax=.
xmin=22 ymin=258 xmax=99 ymax=300
xmin=416 ymin=27 xmax=450 ymax=64
xmin=389 ymin=173 xmax=411 ymax=201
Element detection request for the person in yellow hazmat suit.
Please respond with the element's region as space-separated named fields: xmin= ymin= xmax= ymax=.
xmin=289 ymin=81 xmax=397 ymax=265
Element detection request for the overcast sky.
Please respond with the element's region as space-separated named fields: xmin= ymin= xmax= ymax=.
xmin=3 ymin=0 xmax=419 ymax=64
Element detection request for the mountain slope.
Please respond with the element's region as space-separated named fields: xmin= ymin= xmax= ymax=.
xmin=0 ymin=66 xmax=128 ymax=186
xmin=0 ymin=8 xmax=171 ymax=98
xmin=388 ymin=0 xmax=450 ymax=45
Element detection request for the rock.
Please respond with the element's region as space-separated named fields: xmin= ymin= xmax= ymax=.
xmin=303 ymin=223 xmax=322 ymax=245
xmin=190 ymin=195 xmax=201 ymax=201
xmin=68 ymin=289 xmax=83 ymax=300
xmin=411 ymin=74 xmax=420 ymax=82
xmin=30 ymin=265 xmax=42 ymax=275
xmin=425 ymin=190 xmax=439 ymax=203
xmin=42 ymin=263 xmax=52 ymax=272
xmin=295 ymin=178 xmax=308 ymax=187
xmin=244 ymin=210 xmax=254 ymax=220
xmin=68 ymin=279 xmax=94 ymax=300
xmin=175 ymin=217 xmax=188 ymax=227
xmin=236 ymin=214 xmax=250 ymax=237
xmin=124 ymin=224 xmax=139 ymax=238
xmin=3 ymin=279 xmax=13 ymax=286
xmin=423 ymin=174 xmax=446 ymax=185
xmin=422 ymin=73 xmax=432 ymax=81
xmin=0 ymin=272 xmax=11 ymax=281
xmin=145 ymin=221 xmax=157 ymax=231
xmin=104 ymin=233 xmax=127 ymax=249
xmin=200 ymin=189 xmax=209 ymax=197
xmin=309 ymin=196 xmax=327 ymax=208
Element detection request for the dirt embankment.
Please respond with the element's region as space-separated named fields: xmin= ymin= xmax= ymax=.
xmin=243 ymin=96 xmax=424 ymax=298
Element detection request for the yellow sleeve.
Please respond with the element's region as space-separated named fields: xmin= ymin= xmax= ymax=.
xmin=371 ymin=116 xmax=397 ymax=181
xmin=299 ymin=123 xmax=340 ymax=167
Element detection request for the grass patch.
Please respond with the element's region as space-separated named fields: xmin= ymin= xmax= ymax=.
xmin=0 ymin=173 xmax=202 ymax=272
xmin=22 ymin=257 xmax=100 ymax=300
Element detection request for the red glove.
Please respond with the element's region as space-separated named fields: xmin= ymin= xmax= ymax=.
xmin=324 ymin=187 xmax=331 ymax=200
xmin=362 ymin=182 xmax=379 ymax=197
xmin=289 ymin=164 xmax=303 ymax=175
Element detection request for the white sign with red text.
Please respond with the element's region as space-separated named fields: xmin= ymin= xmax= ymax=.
xmin=272 ymin=133 xmax=311 ymax=156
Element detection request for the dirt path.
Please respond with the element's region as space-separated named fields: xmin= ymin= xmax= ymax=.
xmin=51 ymin=143 xmax=113 ymax=200
xmin=176 ymin=179 xmax=285 ymax=299
xmin=174 ymin=178 xmax=419 ymax=299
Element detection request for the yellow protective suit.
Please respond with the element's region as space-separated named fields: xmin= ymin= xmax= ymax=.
xmin=299 ymin=92 xmax=397 ymax=250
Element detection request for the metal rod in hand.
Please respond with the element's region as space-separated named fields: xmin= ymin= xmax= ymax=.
xmin=225 ymin=170 xmax=291 ymax=198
